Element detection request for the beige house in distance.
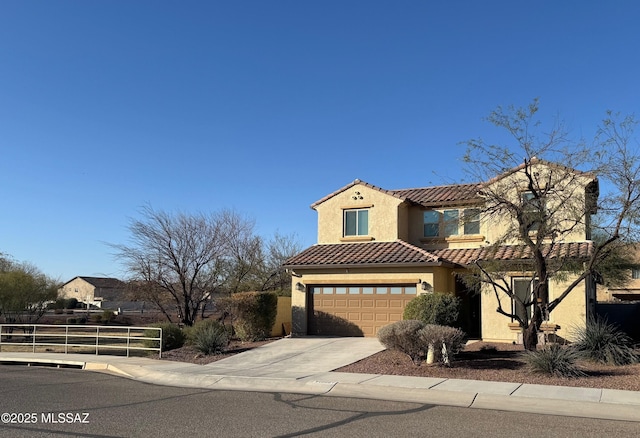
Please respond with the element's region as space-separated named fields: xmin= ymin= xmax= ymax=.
xmin=284 ymin=160 xmax=597 ymax=343
xmin=597 ymin=245 xmax=640 ymax=302
xmin=58 ymin=276 xmax=125 ymax=308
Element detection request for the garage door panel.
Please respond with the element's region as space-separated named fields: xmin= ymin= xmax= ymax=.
xmin=311 ymin=284 xmax=416 ymax=337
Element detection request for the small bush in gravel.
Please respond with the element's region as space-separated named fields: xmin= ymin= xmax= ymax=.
xmin=187 ymin=319 xmax=230 ymax=355
xmin=144 ymin=323 xmax=185 ymax=352
xmin=572 ymin=317 xmax=639 ymax=366
xmin=419 ymin=324 xmax=466 ymax=366
xmin=377 ymin=320 xmax=426 ymax=365
xmin=523 ymin=344 xmax=586 ymax=378
xmin=403 ymin=293 xmax=460 ymax=326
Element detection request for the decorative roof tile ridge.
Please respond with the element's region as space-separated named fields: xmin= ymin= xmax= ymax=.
xmin=394 ymin=239 xmax=441 ymax=262
xmin=389 ymin=182 xmax=481 ymax=192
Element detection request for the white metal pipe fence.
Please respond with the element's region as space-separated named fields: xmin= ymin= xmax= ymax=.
xmin=0 ymin=324 xmax=163 ymax=358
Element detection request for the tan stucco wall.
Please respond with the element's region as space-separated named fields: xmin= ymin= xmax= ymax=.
xmin=480 ymin=274 xmax=587 ymax=343
xmin=271 ymin=296 xmax=292 ymax=337
xmin=58 ymin=278 xmax=96 ymax=302
xmin=598 ymin=276 xmax=640 ymax=301
xmin=315 ymin=183 xmax=405 ymax=244
xmin=482 ymin=163 xmax=592 ymax=245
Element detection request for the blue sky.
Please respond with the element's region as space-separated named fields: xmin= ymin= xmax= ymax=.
xmin=1 ymin=1 xmax=639 ymax=281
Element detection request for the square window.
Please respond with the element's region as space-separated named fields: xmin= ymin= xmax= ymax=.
xmin=335 ymin=287 xmax=347 ymax=295
xmin=344 ymin=209 xmax=369 ymax=236
xmin=362 ymin=287 xmax=374 ymax=294
xmin=348 ymin=287 xmax=360 ymax=294
xmin=390 ymin=287 xmax=402 ymax=294
xmin=632 ymin=268 xmax=640 ymax=280
xmin=375 ymin=287 xmax=388 ymax=294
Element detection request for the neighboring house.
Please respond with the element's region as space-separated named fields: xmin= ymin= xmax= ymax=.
xmin=597 ymin=246 xmax=640 ymax=302
xmin=284 ymin=161 xmax=597 ymax=343
xmin=58 ymin=276 xmax=126 ymax=308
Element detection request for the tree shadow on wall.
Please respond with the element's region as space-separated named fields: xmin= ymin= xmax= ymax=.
xmin=308 ymin=311 xmax=364 ymax=337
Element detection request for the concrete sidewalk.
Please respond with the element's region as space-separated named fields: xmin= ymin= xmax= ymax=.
xmin=1 ymin=338 xmax=639 ymax=423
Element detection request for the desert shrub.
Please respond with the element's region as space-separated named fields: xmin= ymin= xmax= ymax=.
xmin=143 ymin=323 xmax=185 ymax=352
xmin=52 ymin=298 xmax=66 ymax=310
xmin=419 ymin=324 xmax=466 ymax=366
xmin=572 ymin=317 xmax=639 ymax=366
xmin=231 ymin=291 xmax=278 ymax=341
xmin=101 ymin=310 xmax=115 ymax=324
xmin=377 ymin=320 xmax=426 ymax=365
xmin=523 ymin=344 xmax=586 ymax=378
xmin=188 ymin=319 xmax=230 ymax=355
xmin=64 ymin=298 xmax=78 ymax=309
xmin=66 ymin=317 xmax=77 ymax=324
xmin=90 ymin=313 xmax=102 ymax=323
xmin=479 ymin=344 xmax=498 ymax=354
xmin=403 ymin=293 xmax=460 ymax=327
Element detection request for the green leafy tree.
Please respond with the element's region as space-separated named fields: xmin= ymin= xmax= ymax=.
xmin=0 ymin=254 xmax=59 ymax=323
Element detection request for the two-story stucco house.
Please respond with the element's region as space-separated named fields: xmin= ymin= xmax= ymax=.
xmin=284 ymin=160 xmax=597 ymax=343
xmin=58 ymin=276 xmax=125 ymax=308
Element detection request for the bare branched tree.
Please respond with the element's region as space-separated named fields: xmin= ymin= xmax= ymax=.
xmin=112 ymin=206 xmax=237 ymax=326
xmin=259 ymin=232 xmax=303 ymax=293
xmin=112 ymin=206 xmax=300 ymax=325
xmin=461 ymin=100 xmax=640 ymax=350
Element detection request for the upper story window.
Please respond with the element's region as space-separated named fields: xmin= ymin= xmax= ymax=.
xmin=423 ymin=211 xmax=440 ymax=237
xmin=424 ymin=208 xmax=481 ymax=237
xmin=463 ymin=208 xmax=480 ymax=234
xmin=632 ymin=268 xmax=640 ymax=279
xmin=344 ymin=208 xmax=369 ymax=236
xmin=522 ymin=191 xmax=545 ymax=232
xmin=443 ymin=210 xmax=459 ymax=236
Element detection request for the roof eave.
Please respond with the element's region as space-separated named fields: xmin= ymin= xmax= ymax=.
xmin=284 ymin=261 xmax=450 ymax=270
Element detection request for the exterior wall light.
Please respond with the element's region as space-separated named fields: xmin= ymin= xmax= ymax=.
xmin=420 ymin=281 xmax=433 ymax=293
xmin=295 ymin=282 xmax=305 ymax=292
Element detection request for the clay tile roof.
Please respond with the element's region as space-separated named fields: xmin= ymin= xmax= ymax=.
xmin=390 ymin=183 xmax=481 ymax=206
xmin=431 ymin=241 xmax=594 ymax=266
xmin=284 ymin=240 xmax=442 ymax=268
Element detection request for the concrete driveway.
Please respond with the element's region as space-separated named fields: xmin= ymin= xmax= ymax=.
xmin=202 ymin=337 xmax=385 ymax=379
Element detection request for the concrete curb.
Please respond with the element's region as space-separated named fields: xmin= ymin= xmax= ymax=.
xmin=2 ymin=352 xmax=640 ymax=423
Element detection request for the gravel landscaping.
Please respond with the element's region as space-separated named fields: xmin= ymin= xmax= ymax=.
xmin=161 ymin=340 xmax=640 ymax=391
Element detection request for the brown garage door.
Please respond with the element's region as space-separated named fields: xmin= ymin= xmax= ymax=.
xmin=308 ymin=285 xmax=417 ymax=337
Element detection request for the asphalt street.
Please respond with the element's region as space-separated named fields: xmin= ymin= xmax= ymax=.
xmin=1 ymin=366 xmax=638 ymax=438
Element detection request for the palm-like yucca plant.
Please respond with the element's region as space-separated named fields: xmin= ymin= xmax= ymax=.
xmin=572 ymin=317 xmax=639 ymax=366
xmin=523 ymin=344 xmax=586 ymax=378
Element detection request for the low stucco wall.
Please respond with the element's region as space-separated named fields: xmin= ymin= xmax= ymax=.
xmin=271 ymin=296 xmax=292 ymax=337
